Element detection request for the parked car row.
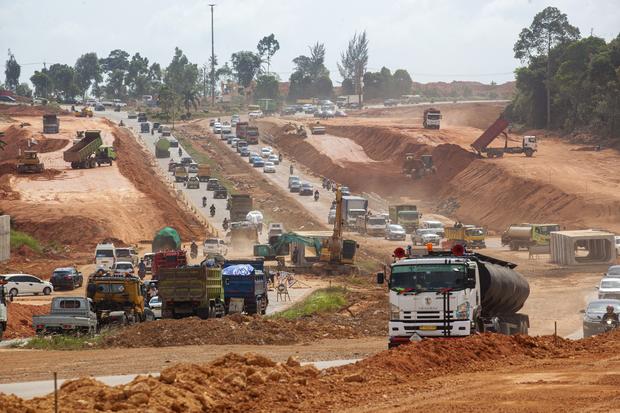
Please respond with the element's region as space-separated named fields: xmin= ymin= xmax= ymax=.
xmin=583 ymin=265 xmax=620 ymax=338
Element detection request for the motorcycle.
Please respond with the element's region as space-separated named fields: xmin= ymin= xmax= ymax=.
xmin=314 ymin=191 xmax=320 ymax=202
xmin=210 ymin=205 xmax=216 ymax=217
xmin=603 ymin=318 xmax=619 ymax=333
xmin=222 ymin=219 xmax=229 ymax=232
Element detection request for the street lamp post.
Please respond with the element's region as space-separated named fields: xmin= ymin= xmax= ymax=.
xmin=209 ymin=4 xmax=216 ymax=107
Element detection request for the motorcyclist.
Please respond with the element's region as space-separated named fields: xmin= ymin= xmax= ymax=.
xmin=178 ymin=147 xmax=182 ymax=157
xmin=602 ymin=305 xmax=619 ymax=323
xmin=119 ymin=120 xmax=124 ymax=127
xmin=138 ymin=259 xmax=146 ymax=279
xmin=202 ymin=196 xmax=207 ymax=208
xmin=190 ymin=241 xmax=198 ymax=258
xmin=222 ymin=218 xmax=229 ymax=231
xmin=210 ymin=204 xmax=216 ymax=217
xmin=314 ymin=190 xmax=320 ymax=202
xmin=151 ymin=127 xmax=154 ymax=135
xmin=278 ymin=153 xmax=283 ymax=163
xmin=289 ymin=164 xmax=294 ymax=175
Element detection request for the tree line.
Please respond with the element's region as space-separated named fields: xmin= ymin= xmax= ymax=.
xmin=508 ymin=6 xmax=620 ymax=139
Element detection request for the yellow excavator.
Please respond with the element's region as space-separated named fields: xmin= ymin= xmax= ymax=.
xmin=16 ymin=150 xmax=44 ymax=173
xmin=318 ymin=187 xmax=359 ymax=274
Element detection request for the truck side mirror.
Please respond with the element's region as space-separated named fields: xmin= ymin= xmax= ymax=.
xmin=465 ymin=267 xmax=476 ymax=288
xmin=376 ymin=272 xmax=384 ymax=284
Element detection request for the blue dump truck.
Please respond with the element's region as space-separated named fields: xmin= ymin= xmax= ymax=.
xmin=222 ymin=259 xmax=269 ymax=315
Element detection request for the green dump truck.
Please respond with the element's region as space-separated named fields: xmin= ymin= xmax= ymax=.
xmin=158 ymin=266 xmax=225 ymax=319
xmin=152 ymin=227 xmax=182 ymax=252
xmin=63 ymin=130 xmax=103 ymax=169
xmin=155 ymin=138 xmax=170 ymax=158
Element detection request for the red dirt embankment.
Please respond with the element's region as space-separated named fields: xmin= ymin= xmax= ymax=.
xmin=0 ymin=104 xmax=69 ymax=117
xmin=3 ymin=331 xmax=620 ymax=412
xmin=3 ymin=303 xmax=50 ymax=339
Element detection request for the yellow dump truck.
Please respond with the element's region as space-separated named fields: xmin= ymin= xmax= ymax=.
xmin=444 ymin=225 xmax=486 ymax=249
xmin=86 ymin=275 xmax=153 ymax=324
xmin=197 ymin=164 xmax=211 ymax=182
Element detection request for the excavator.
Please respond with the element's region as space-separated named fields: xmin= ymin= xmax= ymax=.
xmin=16 ymin=150 xmax=44 ymax=173
xmin=402 ymin=153 xmax=436 ymax=179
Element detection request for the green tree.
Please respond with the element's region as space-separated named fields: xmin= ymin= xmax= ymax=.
xmin=47 ymin=63 xmax=77 ymax=99
xmin=30 ymin=70 xmax=51 ymax=98
xmin=74 ymin=52 xmax=102 ymax=100
xmin=100 ymin=49 xmax=130 ymax=73
xmin=4 ymin=50 xmax=20 ymax=91
xmin=231 ymin=51 xmax=262 ymax=90
xmin=164 ymin=48 xmax=199 ymax=113
xmin=254 ymin=74 xmax=279 ymax=102
xmin=158 ymin=85 xmax=179 ymax=122
xmin=514 ymin=6 xmax=580 ymax=127
xmin=15 ymin=83 xmax=32 ymax=97
xmin=288 ymin=43 xmax=332 ymax=100
xmin=257 ymin=34 xmax=280 ymax=75
xmin=338 ymin=31 xmax=369 ymax=104
xmin=126 ymin=53 xmax=150 ymax=97
xmin=393 ymin=69 xmax=413 ymax=96
xmin=104 ymin=69 xmax=127 ymax=99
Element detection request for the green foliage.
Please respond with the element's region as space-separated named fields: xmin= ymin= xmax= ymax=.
xmin=257 ymin=34 xmax=280 ymax=74
xmin=15 ymin=83 xmax=32 ymax=98
xmin=255 ymin=74 xmax=279 ymax=101
xmin=363 ymin=67 xmax=412 ymax=99
xmin=271 ymin=287 xmax=348 ymax=319
xmin=231 ymin=51 xmax=262 ymax=88
xmin=288 ymin=43 xmax=333 ymax=100
xmin=509 ymin=32 xmax=620 ymax=137
xmin=20 ymin=334 xmax=103 ymax=350
xmin=10 ymin=229 xmax=42 ymax=253
xmin=74 ymin=52 xmax=101 ymax=99
xmin=338 ymin=32 xmax=369 ymax=100
xmin=4 ymin=50 xmax=20 ymax=91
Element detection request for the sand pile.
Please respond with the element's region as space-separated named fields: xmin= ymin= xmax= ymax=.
xmin=3 ymin=331 xmax=618 ymax=413
xmin=0 ymin=124 xmax=68 ymax=163
xmin=3 ymin=303 xmax=49 ymax=339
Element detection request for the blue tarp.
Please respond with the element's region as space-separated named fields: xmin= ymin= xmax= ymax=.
xmin=221 ymin=264 xmax=255 ymax=276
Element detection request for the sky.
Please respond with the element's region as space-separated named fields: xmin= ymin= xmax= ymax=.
xmin=1 ymin=0 xmax=619 ymax=87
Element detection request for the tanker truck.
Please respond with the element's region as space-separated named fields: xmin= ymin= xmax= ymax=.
xmin=377 ymin=246 xmax=529 ymax=348
xmin=501 ymin=223 xmax=560 ymax=251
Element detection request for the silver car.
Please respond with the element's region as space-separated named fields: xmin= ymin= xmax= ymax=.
xmin=148 ymin=296 xmax=162 ymax=319
xmin=604 ymin=265 xmax=620 ymax=278
xmin=385 ymin=224 xmax=406 ymax=241
xmin=598 ymin=278 xmax=620 ymax=300
xmin=412 ymin=228 xmax=441 ymax=246
xmin=583 ymin=299 xmax=620 ymax=337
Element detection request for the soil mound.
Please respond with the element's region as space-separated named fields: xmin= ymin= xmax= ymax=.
xmin=4 ymin=303 xmax=49 ymax=339
xmin=4 ymin=331 xmax=620 ymax=412
xmin=0 ymin=104 xmax=69 ymax=117
xmin=0 ymin=124 xmax=68 ymax=163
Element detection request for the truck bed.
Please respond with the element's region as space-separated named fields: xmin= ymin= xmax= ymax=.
xmin=63 ymin=134 xmax=102 ymax=162
xmin=471 ymin=117 xmax=509 ymax=153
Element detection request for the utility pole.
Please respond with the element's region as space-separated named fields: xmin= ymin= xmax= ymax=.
xmin=209 ymin=4 xmax=216 ymax=106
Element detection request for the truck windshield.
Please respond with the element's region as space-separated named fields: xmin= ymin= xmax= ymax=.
xmin=427 ymin=114 xmax=440 ymax=120
xmin=465 ymin=228 xmax=485 ymax=236
xmin=368 ymin=218 xmax=386 ymax=226
xmin=96 ymin=250 xmax=114 ymax=258
xmin=390 ymin=264 xmax=467 ymax=292
xmin=535 ymin=225 xmax=559 ymax=235
xmin=398 ymin=211 xmax=419 ymax=220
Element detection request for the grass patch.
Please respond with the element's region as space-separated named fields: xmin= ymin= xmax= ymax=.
xmin=16 ymin=334 xmax=104 ymax=351
xmin=272 ymin=287 xmax=348 ymax=320
xmin=175 ymin=133 xmax=236 ymax=193
xmin=10 ymin=229 xmax=42 ymax=253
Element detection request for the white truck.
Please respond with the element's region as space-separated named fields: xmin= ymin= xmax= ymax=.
xmin=356 ymin=214 xmax=387 ymax=237
xmin=377 ymin=248 xmax=529 ymax=348
xmin=95 ymin=243 xmax=116 ymax=270
xmin=33 ymin=297 xmax=98 ymax=335
xmin=341 ymin=196 xmax=369 ymax=229
xmin=336 ymin=95 xmax=361 ymax=108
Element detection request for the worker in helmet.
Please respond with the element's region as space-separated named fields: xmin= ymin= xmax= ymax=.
xmin=602 ymin=305 xmax=619 ymax=323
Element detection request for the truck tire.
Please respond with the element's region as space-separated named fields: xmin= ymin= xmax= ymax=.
xmin=90 ymin=159 xmax=97 ymax=168
xmin=509 ymin=241 xmax=518 ymax=251
xmin=196 ymin=307 xmax=210 ymax=320
xmin=524 ymin=148 xmax=534 ymax=157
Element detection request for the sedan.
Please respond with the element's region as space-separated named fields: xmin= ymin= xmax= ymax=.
xmin=598 ymin=278 xmax=620 ymax=300
xmin=206 ymin=178 xmax=220 ymax=191
xmin=268 ymin=154 xmax=280 ymax=165
xmin=261 ymin=147 xmax=272 ymax=158
xmin=335 ymin=110 xmax=347 ymax=117
xmin=222 ymin=125 xmax=232 ymax=134
xmin=385 ymin=224 xmax=407 ymax=241
xmin=148 ymin=296 xmax=162 ymax=319
xmin=50 ymin=267 xmax=83 ymax=290
xmin=213 ymin=125 xmax=222 ymax=134
xmin=606 ymin=265 xmax=620 ymax=278
xmin=112 ymin=261 xmax=135 ymax=277
xmin=263 ymin=162 xmax=276 ymax=173
xmin=249 ymin=155 xmax=260 ymax=165
xmin=583 ymin=299 xmax=620 ymax=337
xmin=0 ymin=274 xmax=53 ymax=297
xmin=299 ymin=183 xmax=313 ymax=196
xmin=239 ymin=147 xmax=250 ymax=157
xmin=227 ymin=135 xmax=236 ymax=145
xmin=290 ymin=181 xmax=301 ymax=193
xmin=253 ymin=158 xmax=265 ymax=168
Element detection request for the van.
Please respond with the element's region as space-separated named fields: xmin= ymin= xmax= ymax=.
xmin=95 ymin=243 xmax=116 ymax=270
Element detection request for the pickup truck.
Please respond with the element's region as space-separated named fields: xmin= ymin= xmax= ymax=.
xmin=33 ymin=297 xmax=97 ymax=335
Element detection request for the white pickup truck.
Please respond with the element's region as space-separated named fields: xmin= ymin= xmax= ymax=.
xmin=33 ymin=297 xmax=97 ymax=335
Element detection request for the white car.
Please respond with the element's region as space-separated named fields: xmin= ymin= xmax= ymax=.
xmin=249 ymin=111 xmax=263 ymax=119
xmin=268 ymin=154 xmax=280 ymax=165
xmin=598 ymin=278 xmax=620 ymax=300
xmin=1 ymin=274 xmax=53 ymax=297
xmin=263 ymin=162 xmax=276 ymax=173
xmin=148 ymin=296 xmax=162 ymax=319
xmin=261 ymin=147 xmax=272 ymax=158
xmin=203 ymin=238 xmax=228 ymax=256
xmin=222 ymin=124 xmax=232 ymax=134
xmin=615 ymin=236 xmax=620 ymax=256
xmin=385 ymin=224 xmax=407 ymax=241
xmin=112 ymin=261 xmax=135 ymax=277
xmin=213 ymin=125 xmax=222 ymax=134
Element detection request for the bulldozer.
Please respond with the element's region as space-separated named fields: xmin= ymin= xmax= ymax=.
xmin=16 ymin=150 xmax=44 ymax=173
xmin=75 ymin=107 xmax=93 ymax=118
xmin=402 ymin=153 xmax=436 ymax=179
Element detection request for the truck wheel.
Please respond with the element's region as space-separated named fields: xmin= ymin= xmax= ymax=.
xmin=90 ymin=159 xmax=97 ymax=168
xmin=196 ymin=307 xmax=210 ymax=320
xmin=509 ymin=242 xmax=518 ymax=251
xmin=524 ymin=148 xmax=534 ymax=157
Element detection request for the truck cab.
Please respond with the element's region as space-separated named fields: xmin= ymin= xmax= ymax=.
xmin=95 ymin=243 xmax=116 ymax=270
xmin=33 ymin=297 xmax=97 ymax=335
xmin=86 ymin=275 xmax=150 ymax=324
xmin=379 ymin=248 xmax=529 ymax=348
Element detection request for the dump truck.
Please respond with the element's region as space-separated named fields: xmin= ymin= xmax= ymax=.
xmin=63 ymin=130 xmax=103 ymax=169
xmin=16 ymin=150 xmax=44 ymax=173
xmin=389 ymin=205 xmax=421 ymax=233
xmin=230 ymin=194 xmax=253 ymax=222
xmin=341 ymin=196 xmax=368 ymax=229
xmin=378 ymin=247 xmax=529 ymax=348
xmin=197 ymin=164 xmax=211 ymax=182
xmin=501 ymin=223 xmax=560 ymax=251
xmin=356 ymin=214 xmax=388 ymax=237
xmin=222 ymin=260 xmax=269 ymax=315
xmin=229 ymin=221 xmax=259 ymax=251
xmin=155 ymin=138 xmax=170 ymax=158
xmin=471 ymin=116 xmax=537 ymax=158
xmin=86 ymin=275 xmax=152 ymax=324
xmin=236 ymin=122 xmax=249 ymax=140
xmin=423 ymin=108 xmax=441 ymax=129
xmin=42 ymin=114 xmax=59 ymax=134
xmin=246 ymin=126 xmax=259 ymax=144
xmin=174 ymin=166 xmax=188 ymax=182
xmin=158 ymin=265 xmax=225 ymax=319
xmin=444 ymin=225 xmax=486 ymax=249
xmin=402 ymin=153 xmax=435 ymax=179
xmin=152 ymin=227 xmax=182 ymax=252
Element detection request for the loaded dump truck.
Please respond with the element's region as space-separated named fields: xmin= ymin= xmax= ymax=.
xmin=158 ymin=265 xmax=225 ymax=319
xmin=501 ymin=223 xmax=560 ymax=251
xmin=444 ymin=225 xmax=486 ymax=249
xmin=155 ymin=138 xmax=170 ymax=158
xmin=471 ymin=116 xmax=537 ymax=158
xmin=389 ymin=205 xmax=421 ymax=233
xmin=222 ymin=260 xmax=269 ymax=315
xmin=63 ymin=130 xmax=103 ymax=169
xmin=423 ymin=108 xmax=441 ymax=129
xmin=42 ymin=114 xmax=59 ymax=134
xmin=86 ymin=275 xmax=152 ymax=325
xmin=197 ymin=164 xmax=211 ymax=182
xmin=378 ymin=247 xmax=530 ymax=348
xmin=152 ymin=227 xmax=182 ymax=252
xmin=230 ymin=194 xmax=253 ymax=222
